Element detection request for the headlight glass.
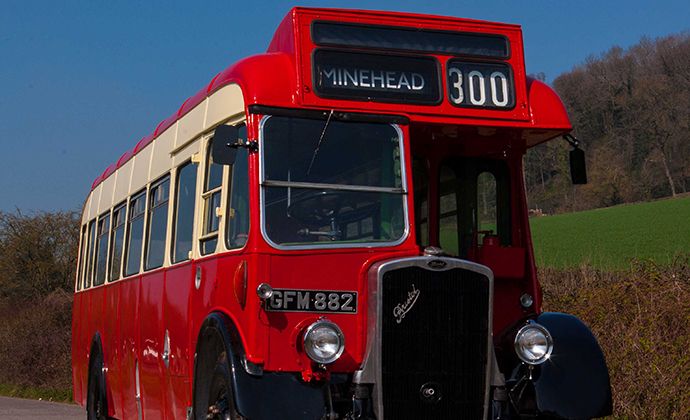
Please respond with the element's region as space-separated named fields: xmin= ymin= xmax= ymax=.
xmin=303 ymin=320 xmax=345 ymax=364
xmin=514 ymin=323 xmax=553 ymax=365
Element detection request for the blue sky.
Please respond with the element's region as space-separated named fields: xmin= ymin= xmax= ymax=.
xmin=1 ymin=0 xmax=689 ymax=212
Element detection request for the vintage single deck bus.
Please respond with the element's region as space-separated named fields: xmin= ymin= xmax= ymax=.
xmin=73 ymin=7 xmax=612 ymax=420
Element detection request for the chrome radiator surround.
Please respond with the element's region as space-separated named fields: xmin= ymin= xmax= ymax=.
xmin=353 ymin=256 xmax=494 ymax=420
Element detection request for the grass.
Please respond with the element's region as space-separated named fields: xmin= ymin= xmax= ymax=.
xmin=0 ymin=384 xmax=73 ymax=403
xmin=530 ymin=196 xmax=690 ymax=269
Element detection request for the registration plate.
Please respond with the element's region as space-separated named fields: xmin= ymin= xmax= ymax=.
xmin=265 ymin=289 xmax=358 ymax=313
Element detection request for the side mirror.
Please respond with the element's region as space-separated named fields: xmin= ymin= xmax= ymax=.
xmin=564 ymin=134 xmax=587 ymax=185
xmin=569 ymin=147 xmax=587 ymax=185
xmin=211 ymin=125 xmax=239 ymax=166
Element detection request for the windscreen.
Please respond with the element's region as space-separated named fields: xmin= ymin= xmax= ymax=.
xmin=261 ymin=116 xmax=406 ymax=247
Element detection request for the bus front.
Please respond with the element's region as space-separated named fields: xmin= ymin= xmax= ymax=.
xmin=207 ymin=8 xmax=612 ymax=420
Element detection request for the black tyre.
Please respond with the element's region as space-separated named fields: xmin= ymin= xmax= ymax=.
xmin=86 ymin=353 xmax=107 ymax=420
xmin=199 ymin=351 xmax=242 ymax=420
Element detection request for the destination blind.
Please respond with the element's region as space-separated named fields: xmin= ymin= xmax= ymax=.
xmin=313 ymin=50 xmax=441 ymax=104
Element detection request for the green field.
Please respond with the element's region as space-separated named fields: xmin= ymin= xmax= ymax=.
xmin=530 ymin=196 xmax=690 ymax=269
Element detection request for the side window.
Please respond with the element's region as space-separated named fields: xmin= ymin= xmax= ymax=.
xmin=94 ymin=212 xmax=111 ymax=286
xmin=84 ymin=220 xmax=97 ymax=289
xmin=110 ymin=203 xmax=126 ymax=281
xmin=145 ymin=177 xmax=170 ymax=270
xmin=438 ymin=158 xmax=510 ymax=258
xmin=200 ymin=138 xmax=223 ymax=255
xmin=76 ymin=225 xmax=87 ymax=291
xmin=412 ymin=156 xmax=429 ymax=247
xmin=173 ymin=161 xmax=198 ymax=263
xmin=125 ymin=191 xmax=147 ymax=277
xmin=477 ymin=172 xmax=497 ymax=232
xmin=227 ymin=125 xmax=250 ymax=249
xmin=438 ymin=166 xmax=460 ymax=256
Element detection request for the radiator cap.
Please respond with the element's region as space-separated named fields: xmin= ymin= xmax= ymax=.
xmin=423 ymin=246 xmax=446 ymax=257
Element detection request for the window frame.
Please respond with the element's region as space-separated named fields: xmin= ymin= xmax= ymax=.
xmin=258 ymin=115 xmax=410 ymax=251
xmin=199 ymin=137 xmax=225 ymax=256
xmin=144 ymin=174 xmax=171 ymax=271
xmin=225 ymin=124 xmax=251 ymax=251
xmin=412 ymin=155 xmax=430 ymax=248
xmin=109 ymin=201 xmax=128 ymax=282
xmin=172 ymin=159 xmax=199 ymax=264
xmin=76 ymin=224 xmax=87 ymax=291
xmin=84 ymin=219 xmax=97 ymax=289
xmin=93 ymin=210 xmax=112 ymax=287
xmin=124 ymin=189 xmax=148 ymax=278
xmin=437 ymin=156 xmax=512 ymax=258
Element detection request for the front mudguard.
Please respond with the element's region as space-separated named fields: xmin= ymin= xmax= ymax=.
xmin=532 ymin=313 xmax=612 ymax=419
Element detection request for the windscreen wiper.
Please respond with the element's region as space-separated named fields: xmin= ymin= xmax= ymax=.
xmin=306 ymin=109 xmax=334 ymax=177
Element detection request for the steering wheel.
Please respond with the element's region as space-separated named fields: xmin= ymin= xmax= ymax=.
xmin=287 ymin=191 xmax=378 ymax=227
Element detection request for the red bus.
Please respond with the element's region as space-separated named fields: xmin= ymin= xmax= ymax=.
xmin=73 ymin=7 xmax=611 ymax=420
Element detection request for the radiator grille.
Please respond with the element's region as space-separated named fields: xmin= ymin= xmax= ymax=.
xmin=381 ymin=266 xmax=490 ymax=419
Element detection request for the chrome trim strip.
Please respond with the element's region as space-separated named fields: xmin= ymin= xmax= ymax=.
xmin=354 ymin=256 xmax=494 ymax=420
xmin=258 ymin=115 xmax=410 ymax=251
xmin=261 ymin=180 xmax=405 ymax=194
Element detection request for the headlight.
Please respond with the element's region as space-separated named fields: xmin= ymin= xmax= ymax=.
xmin=514 ymin=323 xmax=553 ymax=365
xmin=303 ymin=319 xmax=345 ymax=364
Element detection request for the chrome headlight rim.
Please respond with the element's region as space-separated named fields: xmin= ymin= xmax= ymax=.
xmin=303 ymin=319 xmax=345 ymax=364
xmin=514 ymin=322 xmax=553 ymax=365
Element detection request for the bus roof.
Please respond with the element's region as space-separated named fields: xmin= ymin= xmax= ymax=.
xmin=91 ymin=7 xmax=570 ymax=191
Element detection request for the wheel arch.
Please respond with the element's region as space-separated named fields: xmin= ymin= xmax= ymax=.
xmin=192 ymin=311 xmax=327 ymax=420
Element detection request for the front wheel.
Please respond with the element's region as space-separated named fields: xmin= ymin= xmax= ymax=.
xmin=204 ymin=352 xmax=242 ymax=420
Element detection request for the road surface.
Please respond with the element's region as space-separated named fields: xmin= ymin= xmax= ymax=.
xmin=0 ymin=396 xmax=83 ymax=420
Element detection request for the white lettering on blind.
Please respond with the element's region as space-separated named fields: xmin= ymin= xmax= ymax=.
xmin=323 ymin=67 xmax=426 ymax=91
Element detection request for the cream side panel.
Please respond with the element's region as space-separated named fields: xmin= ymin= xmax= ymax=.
xmin=173 ymin=138 xmax=201 ymax=167
xmin=87 ymin=185 xmax=102 ymax=221
xmin=176 ymin=100 xmax=207 ymax=149
xmin=131 ymin=144 xmax=153 ymax=193
xmin=98 ymin=172 xmax=117 ymax=214
xmin=114 ymin=160 xmax=134 ymax=204
xmin=150 ymin=123 xmax=177 ymax=181
xmin=205 ymin=84 xmax=245 ymax=130
xmin=82 ymin=193 xmax=94 ymax=224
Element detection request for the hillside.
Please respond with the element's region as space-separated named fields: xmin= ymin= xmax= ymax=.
xmin=530 ymin=196 xmax=690 ymax=269
xmin=525 ymin=31 xmax=690 ymax=215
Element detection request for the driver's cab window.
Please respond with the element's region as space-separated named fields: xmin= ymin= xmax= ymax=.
xmin=260 ymin=116 xmax=406 ymax=247
xmin=438 ymin=157 xmax=510 ymax=258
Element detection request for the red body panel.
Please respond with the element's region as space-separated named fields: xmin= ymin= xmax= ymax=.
xmin=103 ymin=283 xmax=122 ymax=419
xmin=139 ymin=271 xmax=166 ymax=420
xmin=71 ymin=292 xmax=83 ymax=405
xmin=163 ymin=263 xmax=193 ymax=377
xmin=163 ymin=263 xmax=193 ymax=419
xmin=163 ymin=376 xmax=190 ymax=420
xmin=119 ymin=278 xmax=140 ymax=420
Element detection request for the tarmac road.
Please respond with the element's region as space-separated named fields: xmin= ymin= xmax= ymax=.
xmin=0 ymin=396 xmax=83 ymax=420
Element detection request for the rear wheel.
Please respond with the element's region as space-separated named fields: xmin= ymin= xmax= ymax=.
xmin=86 ymin=353 xmax=107 ymax=420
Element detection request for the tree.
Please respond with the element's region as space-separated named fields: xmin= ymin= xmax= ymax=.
xmin=0 ymin=209 xmax=80 ymax=299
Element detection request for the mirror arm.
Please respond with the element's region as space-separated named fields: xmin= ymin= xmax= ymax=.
xmin=563 ymin=133 xmax=579 ymax=149
xmin=226 ymin=139 xmax=258 ymax=151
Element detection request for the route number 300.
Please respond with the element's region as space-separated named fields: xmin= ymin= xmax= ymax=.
xmin=447 ymin=62 xmax=514 ymax=109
